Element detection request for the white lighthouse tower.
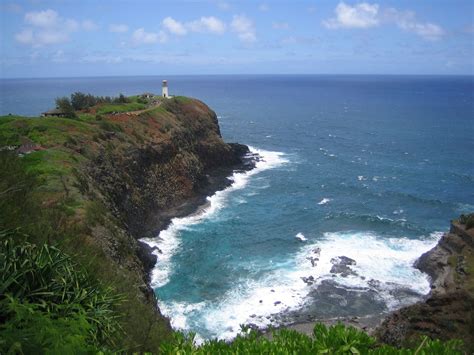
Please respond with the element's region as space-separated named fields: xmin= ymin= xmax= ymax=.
xmin=162 ymin=80 xmax=169 ymax=98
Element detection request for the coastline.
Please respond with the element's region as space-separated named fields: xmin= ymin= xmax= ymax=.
xmin=272 ymin=220 xmax=473 ymax=350
xmin=138 ymin=145 xmax=258 ymax=282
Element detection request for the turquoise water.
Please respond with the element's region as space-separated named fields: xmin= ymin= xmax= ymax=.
xmin=2 ymin=75 xmax=473 ymax=340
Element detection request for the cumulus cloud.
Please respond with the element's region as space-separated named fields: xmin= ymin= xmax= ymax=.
xmin=162 ymin=17 xmax=187 ymax=36
xmin=231 ymin=15 xmax=256 ymax=43
xmin=25 ymin=9 xmax=59 ymax=27
xmin=323 ymin=2 xmax=445 ymax=41
xmin=188 ymin=16 xmax=226 ymax=34
xmin=323 ymin=2 xmax=379 ymax=29
xmin=16 ymin=9 xmax=99 ymax=47
xmin=109 ymin=24 xmax=129 ymax=33
xmin=132 ymin=28 xmax=168 ymax=45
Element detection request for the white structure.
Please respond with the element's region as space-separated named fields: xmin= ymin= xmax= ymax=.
xmin=162 ymin=80 xmax=169 ymax=98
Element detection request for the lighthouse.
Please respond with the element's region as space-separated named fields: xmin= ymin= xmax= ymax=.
xmin=162 ymin=80 xmax=169 ymax=98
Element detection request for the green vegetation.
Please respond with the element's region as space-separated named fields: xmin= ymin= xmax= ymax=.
xmin=459 ymin=213 xmax=474 ymax=230
xmin=160 ymin=323 xmax=463 ymax=354
xmin=0 ymin=234 xmax=121 ymax=353
xmin=96 ymin=102 xmax=146 ymax=115
xmin=55 ymin=96 xmax=77 ymax=118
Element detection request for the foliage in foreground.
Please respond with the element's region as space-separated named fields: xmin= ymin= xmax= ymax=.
xmin=160 ymin=323 xmax=464 ymax=354
xmin=0 ymin=234 xmax=122 ymax=353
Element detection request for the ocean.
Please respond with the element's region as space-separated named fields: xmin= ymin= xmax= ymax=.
xmin=2 ymin=75 xmax=473 ymax=340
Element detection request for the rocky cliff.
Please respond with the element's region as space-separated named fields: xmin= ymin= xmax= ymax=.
xmin=375 ymin=217 xmax=474 ymax=351
xmin=0 ymin=96 xmax=253 ymax=350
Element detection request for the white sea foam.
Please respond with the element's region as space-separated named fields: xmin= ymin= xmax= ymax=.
xmin=295 ymin=232 xmax=307 ymax=241
xmin=141 ymin=146 xmax=289 ymax=288
xmin=158 ymin=230 xmax=441 ymax=341
xmin=318 ymin=198 xmax=332 ymax=205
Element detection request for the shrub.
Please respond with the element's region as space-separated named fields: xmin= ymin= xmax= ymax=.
xmin=159 ymin=323 xmax=464 ymax=354
xmin=459 ymin=213 xmax=474 ymax=230
xmin=0 ymin=234 xmax=123 ymax=352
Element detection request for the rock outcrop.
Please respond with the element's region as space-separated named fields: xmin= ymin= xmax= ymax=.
xmin=375 ymin=219 xmax=474 ymax=351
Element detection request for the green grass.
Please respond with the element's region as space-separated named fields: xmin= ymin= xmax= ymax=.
xmin=96 ymin=102 xmax=146 ymax=115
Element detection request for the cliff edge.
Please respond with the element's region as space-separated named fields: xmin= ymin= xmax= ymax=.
xmin=0 ymin=95 xmax=253 ymax=350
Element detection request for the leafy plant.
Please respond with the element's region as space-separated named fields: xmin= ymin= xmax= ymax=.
xmin=0 ymin=234 xmax=123 ymax=352
xmin=159 ymin=323 xmax=464 ymax=354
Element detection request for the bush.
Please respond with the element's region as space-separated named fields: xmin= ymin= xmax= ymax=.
xmin=459 ymin=213 xmax=474 ymax=230
xmin=159 ymin=323 xmax=463 ymax=354
xmin=0 ymin=234 xmax=123 ymax=352
xmin=55 ymin=96 xmax=77 ymax=118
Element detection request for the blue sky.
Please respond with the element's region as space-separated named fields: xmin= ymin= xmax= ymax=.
xmin=1 ymin=0 xmax=473 ymax=78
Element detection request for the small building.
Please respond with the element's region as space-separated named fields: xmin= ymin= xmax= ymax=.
xmin=41 ymin=108 xmax=66 ymax=117
xmin=141 ymin=92 xmax=154 ymax=99
xmin=162 ymin=80 xmax=169 ymax=98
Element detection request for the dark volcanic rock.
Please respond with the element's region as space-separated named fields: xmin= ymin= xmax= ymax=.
xmin=330 ymin=256 xmax=358 ymax=277
xmin=375 ymin=220 xmax=474 ymax=351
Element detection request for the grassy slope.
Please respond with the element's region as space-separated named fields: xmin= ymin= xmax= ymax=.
xmin=0 ymin=96 xmax=209 ymax=350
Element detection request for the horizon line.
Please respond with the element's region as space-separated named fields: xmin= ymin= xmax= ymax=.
xmin=2 ymin=73 xmax=474 ymax=80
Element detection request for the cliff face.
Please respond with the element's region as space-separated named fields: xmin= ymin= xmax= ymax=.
xmin=0 ymin=96 xmax=252 ymax=350
xmin=375 ymin=220 xmax=474 ymax=351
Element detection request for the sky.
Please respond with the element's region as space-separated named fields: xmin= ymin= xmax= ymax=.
xmin=1 ymin=0 xmax=473 ymax=78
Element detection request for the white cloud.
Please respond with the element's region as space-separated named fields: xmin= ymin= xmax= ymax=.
xmin=82 ymin=20 xmax=99 ymax=31
xmin=272 ymin=22 xmax=289 ymax=30
xmin=162 ymin=17 xmax=187 ymax=36
xmin=132 ymin=28 xmax=167 ymax=45
xmin=324 ymin=2 xmax=379 ymax=29
xmin=259 ymin=3 xmax=269 ymax=12
xmin=16 ymin=9 xmax=101 ymax=47
xmin=109 ymin=24 xmax=129 ymax=33
xmin=231 ymin=15 xmax=256 ymax=43
xmin=35 ymin=30 xmax=69 ymax=45
xmin=15 ymin=29 xmax=34 ymax=44
xmin=15 ymin=28 xmax=68 ymax=46
xmin=25 ymin=9 xmax=59 ymax=27
xmin=188 ymin=16 xmax=226 ymax=34
xmin=385 ymin=8 xmax=445 ymax=41
xmin=323 ymin=2 xmax=445 ymax=41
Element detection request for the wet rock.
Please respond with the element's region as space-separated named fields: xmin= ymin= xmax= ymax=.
xmin=301 ymin=276 xmax=315 ymax=285
xmin=330 ymin=256 xmax=357 ymax=277
xmin=307 ymin=256 xmax=318 ymax=267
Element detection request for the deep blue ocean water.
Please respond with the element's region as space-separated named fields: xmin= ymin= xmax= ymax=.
xmin=2 ymin=75 xmax=473 ymax=340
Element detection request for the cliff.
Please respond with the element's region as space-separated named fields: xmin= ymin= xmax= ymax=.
xmin=0 ymin=96 xmax=253 ymax=350
xmin=375 ymin=217 xmax=474 ymax=351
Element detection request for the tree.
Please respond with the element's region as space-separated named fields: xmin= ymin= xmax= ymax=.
xmin=55 ymin=97 xmax=76 ymax=118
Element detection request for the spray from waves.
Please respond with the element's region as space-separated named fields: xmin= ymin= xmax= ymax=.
xmin=157 ymin=230 xmax=441 ymax=341
xmin=318 ymin=198 xmax=332 ymax=205
xmin=141 ymin=146 xmax=289 ymax=288
xmin=295 ymin=232 xmax=307 ymax=241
